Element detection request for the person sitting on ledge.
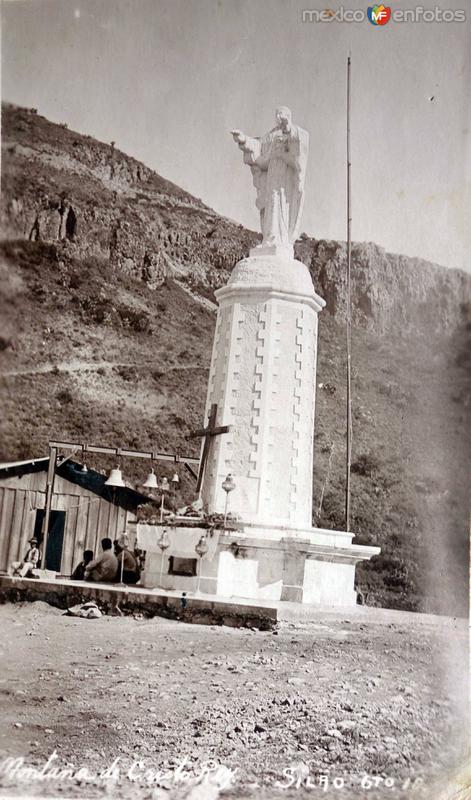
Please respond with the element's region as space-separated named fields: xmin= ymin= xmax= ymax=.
xmin=114 ymin=541 xmax=140 ymax=585
xmin=84 ymin=538 xmax=118 ymax=583
xmin=10 ymin=538 xmax=41 ymax=578
xmin=71 ymin=549 xmax=94 ymax=581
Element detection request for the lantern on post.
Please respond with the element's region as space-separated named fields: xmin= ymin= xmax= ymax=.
xmin=158 ymin=528 xmax=170 ymax=588
xmin=222 ymin=473 xmax=236 ymax=526
xmin=195 ymin=534 xmax=208 ymax=594
xmin=117 ymin=531 xmax=129 ymax=586
xmin=160 ymin=477 xmax=170 ymax=522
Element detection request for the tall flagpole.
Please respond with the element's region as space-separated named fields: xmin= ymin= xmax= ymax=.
xmin=345 ymin=55 xmax=353 ymax=532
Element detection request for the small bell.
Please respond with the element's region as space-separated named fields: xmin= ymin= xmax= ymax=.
xmin=105 ymin=466 xmax=125 ymax=487
xmin=143 ymin=468 xmax=159 ymax=489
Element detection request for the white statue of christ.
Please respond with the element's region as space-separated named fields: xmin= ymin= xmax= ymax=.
xmin=231 ymin=107 xmax=309 ymax=255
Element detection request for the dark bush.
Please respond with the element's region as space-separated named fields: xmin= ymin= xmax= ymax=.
xmin=351 ymin=453 xmax=379 ymax=477
xmin=0 ymin=336 xmax=12 ymax=351
xmin=56 ymin=389 xmax=73 ymax=404
xmin=68 ymin=272 xmax=82 ymax=290
xmin=116 ymin=365 xmax=138 ymax=382
xmin=118 ymin=305 xmax=151 ymax=333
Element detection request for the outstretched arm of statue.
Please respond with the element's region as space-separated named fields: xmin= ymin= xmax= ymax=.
xmin=230 ymin=129 xmax=246 ymax=147
xmin=230 ymin=130 xmax=261 ymax=164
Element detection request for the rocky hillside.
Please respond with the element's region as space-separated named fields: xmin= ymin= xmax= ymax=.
xmin=1 ymin=103 xmax=470 ymax=616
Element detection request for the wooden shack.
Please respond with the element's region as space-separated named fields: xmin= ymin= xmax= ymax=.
xmin=0 ymin=457 xmax=151 ymax=575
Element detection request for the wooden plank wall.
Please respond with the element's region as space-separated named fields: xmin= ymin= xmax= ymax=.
xmin=0 ymin=472 xmax=137 ymax=575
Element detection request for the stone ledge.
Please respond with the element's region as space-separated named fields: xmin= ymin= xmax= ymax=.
xmin=217 ymin=254 xmax=325 ymax=309
xmin=0 ymin=575 xmax=278 ymax=630
xmin=216 ymin=284 xmax=325 ymax=314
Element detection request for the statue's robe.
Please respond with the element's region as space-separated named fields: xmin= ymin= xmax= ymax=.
xmin=241 ymin=125 xmax=309 ymax=249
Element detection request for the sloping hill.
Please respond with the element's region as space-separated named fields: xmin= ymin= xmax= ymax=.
xmin=1 ymin=103 xmax=470 ymax=615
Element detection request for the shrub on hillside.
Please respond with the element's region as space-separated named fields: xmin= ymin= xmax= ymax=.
xmin=1 ymin=240 xmax=58 ymax=271
xmin=116 ymin=365 xmax=138 ymax=382
xmin=118 ymin=305 xmax=151 ymax=333
xmin=80 ymin=296 xmax=114 ymax=325
xmin=56 ymin=388 xmax=73 ymax=404
xmin=351 ymin=453 xmax=379 ymax=477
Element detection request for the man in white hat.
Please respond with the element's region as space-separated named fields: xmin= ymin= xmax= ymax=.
xmin=10 ymin=538 xmax=41 ymax=578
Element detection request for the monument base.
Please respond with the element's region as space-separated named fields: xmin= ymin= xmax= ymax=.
xmin=248 ymin=242 xmax=295 ymax=260
xmin=140 ymin=524 xmax=380 ymax=607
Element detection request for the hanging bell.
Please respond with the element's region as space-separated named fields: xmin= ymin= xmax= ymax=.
xmin=80 ymin=463 xmax=88 ymax=473
xmin=143 ymin=468 xmax=159 ymax=489
xmin=105 ymin=466 xmax=125 ymax=487
xmin=171 ymin=472 xmax=180 ymax=484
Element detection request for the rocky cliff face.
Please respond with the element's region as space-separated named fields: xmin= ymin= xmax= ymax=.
xmin=1 ymin=103 xmax=258 ymax=294
xmin=297 ymin=238 xmax=469 ymax=336
xmin=3 ymin=103 xmax=467 ymax=335
xmin=1 ymin=102 xmax=470 ymax=616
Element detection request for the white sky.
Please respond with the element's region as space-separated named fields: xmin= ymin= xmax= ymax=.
xmin=2 ymin=0 xmax=470 ymax=271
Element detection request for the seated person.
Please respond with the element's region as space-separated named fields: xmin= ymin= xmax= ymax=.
xmin=133 ymin=547 xmax=145 ymax=574
xmin=115 ymin=542 xmax=140 ymax=585
xmin=11 ymin=538 xmax=41 ymax=577
xmin=84 ymin=538 xmax=118 ymax=583
xmin=71 ymin=550 xmax=94 ymax=581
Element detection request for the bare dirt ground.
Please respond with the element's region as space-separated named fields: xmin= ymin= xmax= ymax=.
xmin=0 ymin=602 xmax=468 ymax=800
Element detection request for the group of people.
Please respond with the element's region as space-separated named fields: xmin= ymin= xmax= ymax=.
xmin=10 ymin=536 xmax=143 ymax=586
xmin=71 ymin=538 xmax=142 ymax=585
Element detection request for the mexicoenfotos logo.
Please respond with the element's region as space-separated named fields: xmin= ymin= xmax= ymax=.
xmin=367 ymin=4 xmax=391 ymax=25
xmin=301 ymin=6 xmax=467 ymax=23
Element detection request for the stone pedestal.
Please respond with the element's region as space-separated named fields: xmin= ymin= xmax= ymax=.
xmin=142 ymin=251 xmax=380 ymax=608
xmin=201 ymin=253 xmax=325 ymax=529
xmin=141 ymin=525 xmax=379 ymax=607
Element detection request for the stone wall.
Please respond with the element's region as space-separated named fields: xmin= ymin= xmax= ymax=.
xmin=0 ymin=576 xmax=277 ymax=629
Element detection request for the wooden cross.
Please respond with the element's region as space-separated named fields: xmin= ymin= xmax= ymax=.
xmin=188 ymin=404 xmax=232 ymax=492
